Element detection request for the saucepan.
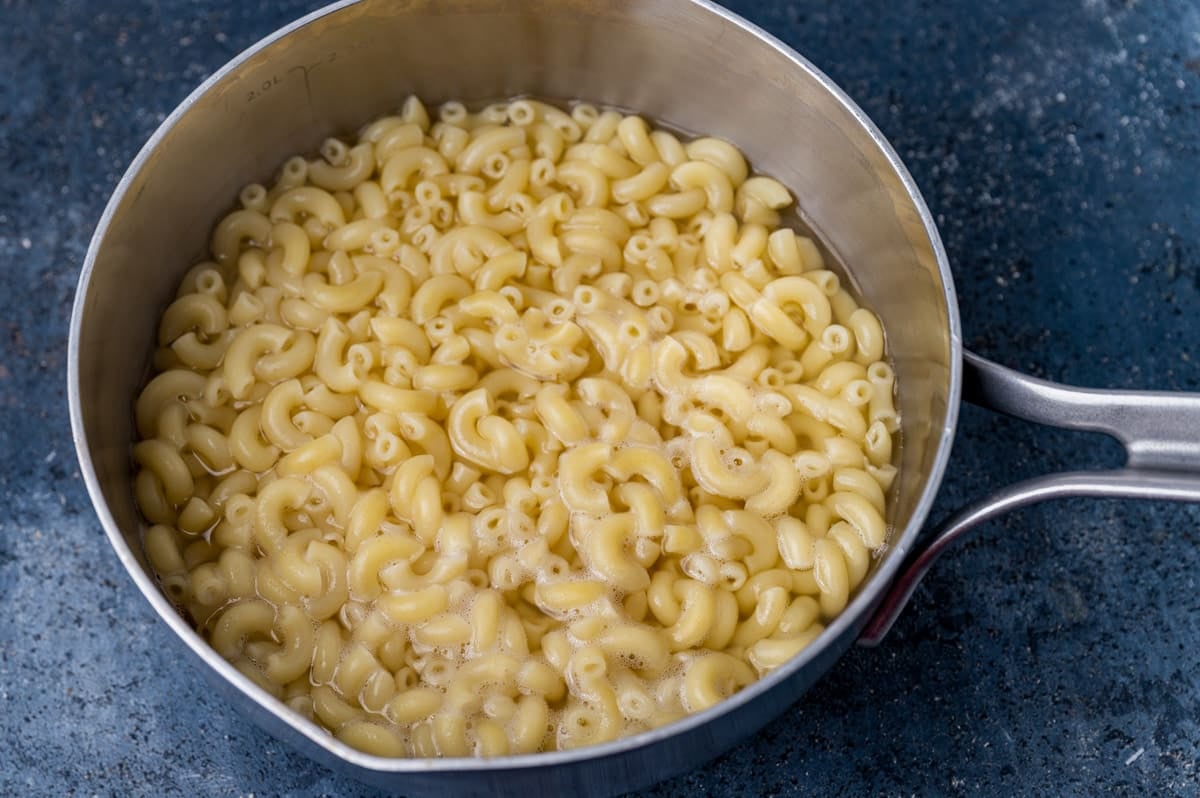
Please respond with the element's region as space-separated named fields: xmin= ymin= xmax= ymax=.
xmin=67 ymin=0 xmax=1200 ymax=794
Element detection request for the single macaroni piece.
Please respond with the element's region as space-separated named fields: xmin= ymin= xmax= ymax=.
xmin=134 ymin=95 xmax=901 ymax=759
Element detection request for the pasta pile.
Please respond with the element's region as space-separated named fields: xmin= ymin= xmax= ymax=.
xmin=133 ymin=96 xmax=900 ymax=757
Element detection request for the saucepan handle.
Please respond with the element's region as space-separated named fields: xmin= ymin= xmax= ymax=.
xmin=858 ymin=350 xmax=1200 ymax=646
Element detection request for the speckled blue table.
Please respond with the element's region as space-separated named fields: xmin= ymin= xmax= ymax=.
xmin=2 ymin=0 xmax=1199 ymax=795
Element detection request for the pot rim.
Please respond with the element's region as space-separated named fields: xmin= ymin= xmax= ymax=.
xmin=67 ymin=0 xmax=963 ymax=774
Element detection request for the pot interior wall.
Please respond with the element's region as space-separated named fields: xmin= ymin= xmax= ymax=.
xmin=76 ymin=0 xmax=953 ymax=716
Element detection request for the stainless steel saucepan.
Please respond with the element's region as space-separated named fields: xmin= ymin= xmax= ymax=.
xmin=67 ymin=0 xmax=1200 ymax=794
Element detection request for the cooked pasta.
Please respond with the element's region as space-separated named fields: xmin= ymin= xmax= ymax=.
xmin=133 ymin=96 xmax=900 ymax=757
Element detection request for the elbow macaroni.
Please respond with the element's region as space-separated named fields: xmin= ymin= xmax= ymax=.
xmin=134 ymin=96 xmax=900 ymax=759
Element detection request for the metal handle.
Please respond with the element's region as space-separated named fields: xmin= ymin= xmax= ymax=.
xmin=859 ymin=350 xmax=1200 ymax=647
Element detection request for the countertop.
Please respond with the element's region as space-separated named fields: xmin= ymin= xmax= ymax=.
xmin=2 ymin=0 xmax=1198 ymax=795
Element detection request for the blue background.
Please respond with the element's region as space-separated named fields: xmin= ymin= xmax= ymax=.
xmin=2 ymin=0 xmax=1198 ymax=795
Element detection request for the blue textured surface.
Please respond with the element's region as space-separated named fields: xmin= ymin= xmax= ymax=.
xmin=2 ymin=0 xmax=1199 ymax=794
